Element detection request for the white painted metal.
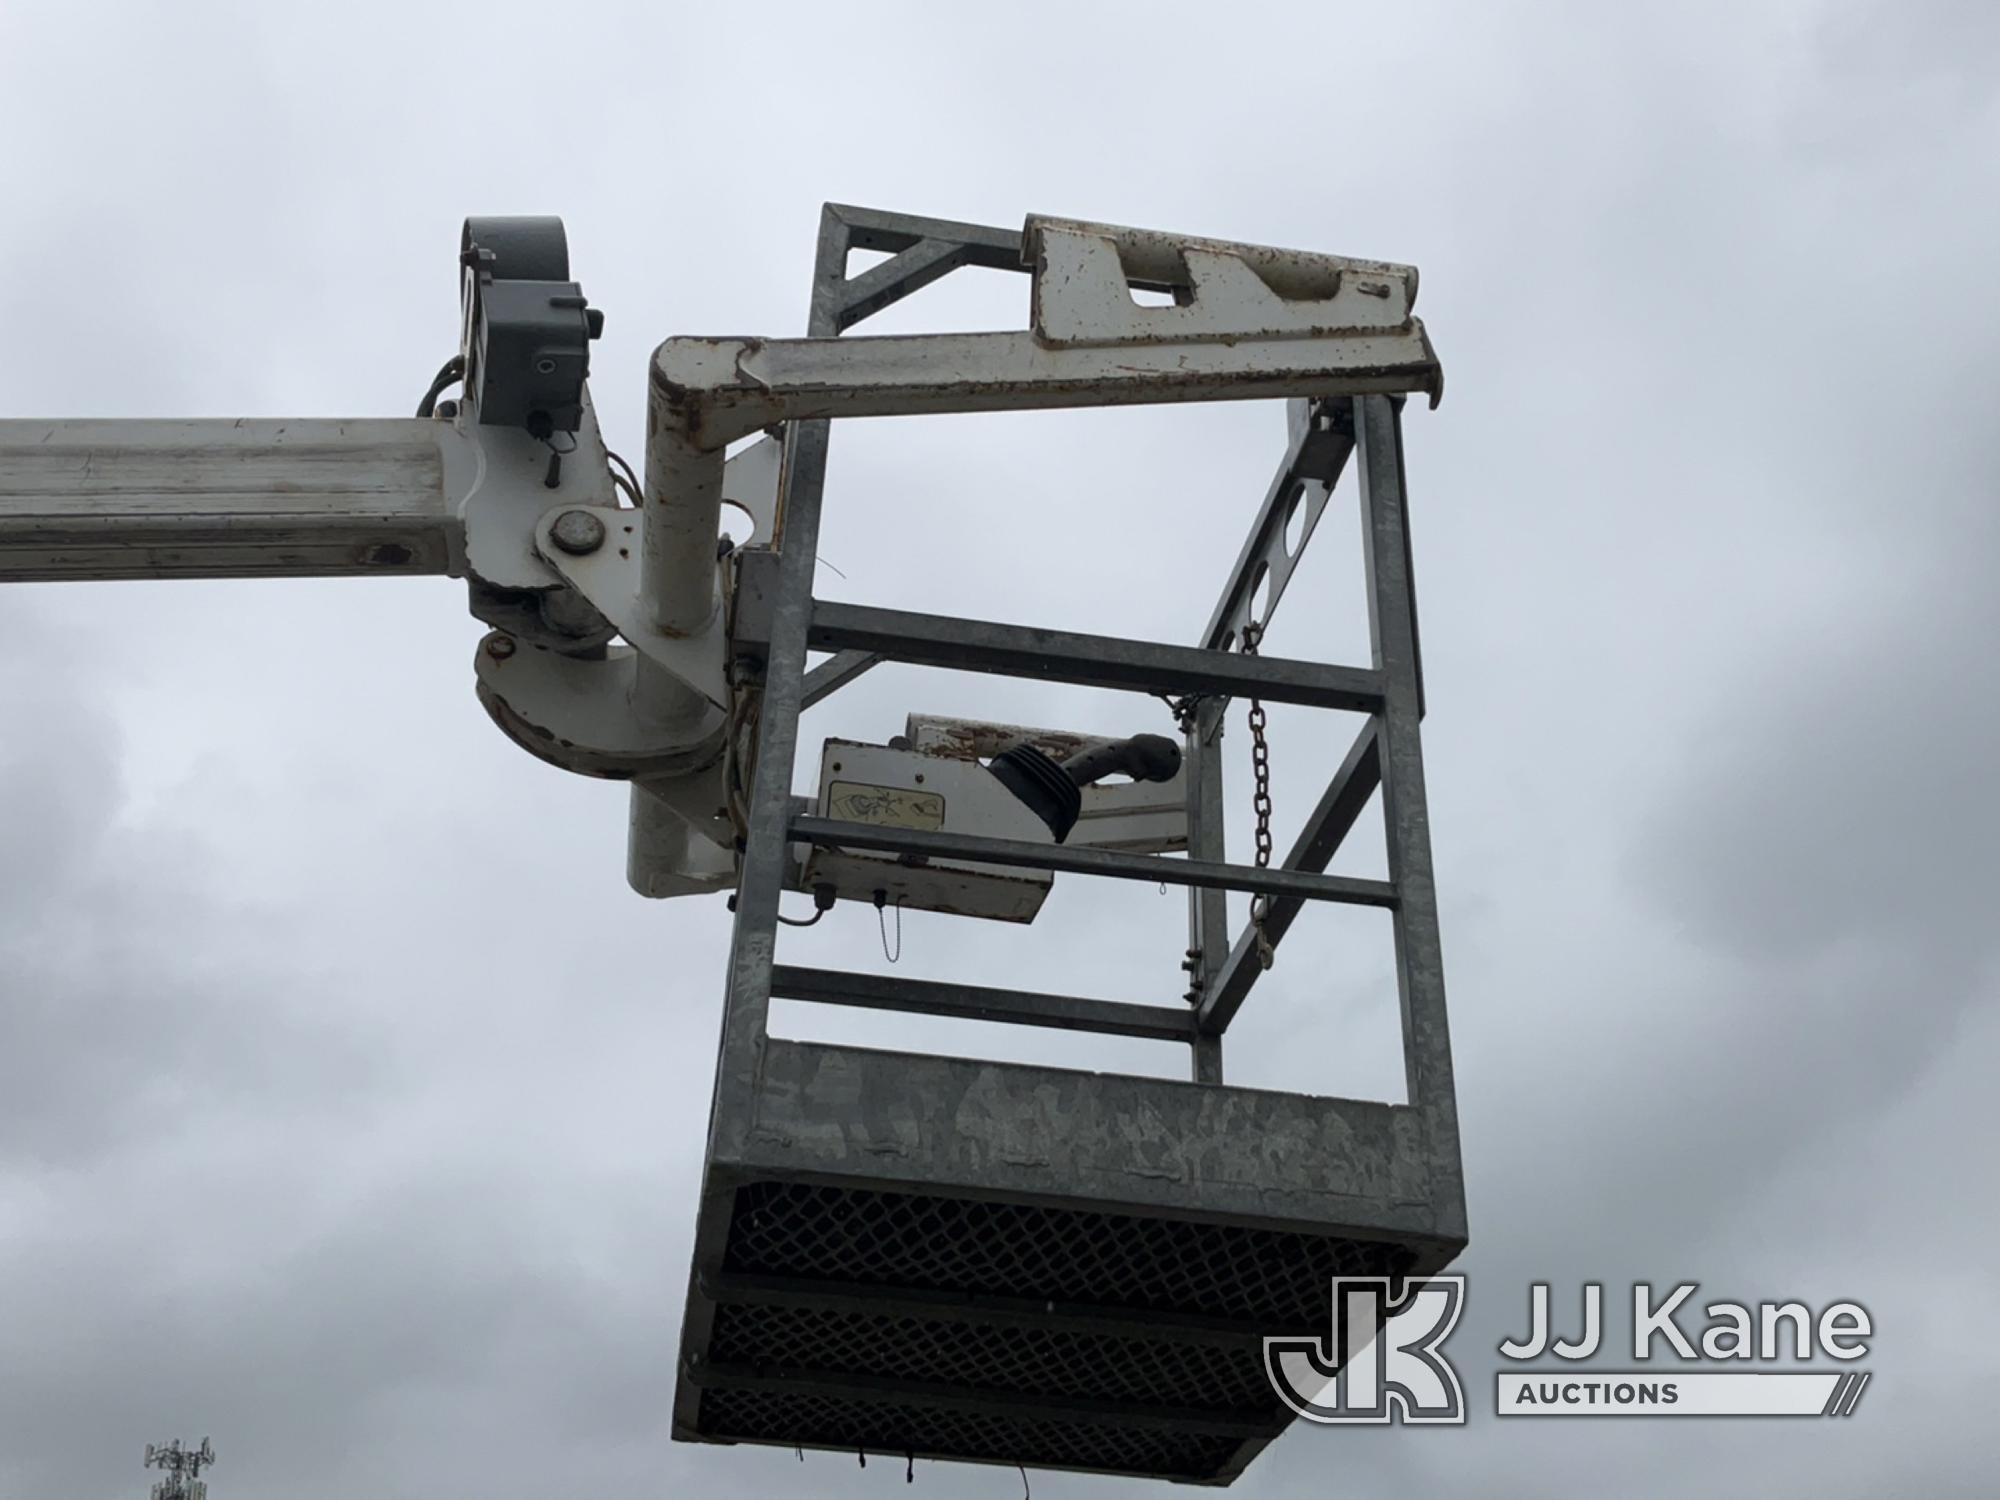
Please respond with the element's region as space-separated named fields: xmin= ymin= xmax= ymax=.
xmin=0 ymin=418 xmax=463 ymax=580
xmin=428 ymin=389 xmax=736 ymax=896
xmin=454 ymin=397 xmax=616 ymax=593
xmin=629 ymin=781 xmax=736 ymax=897
xmin=653 ymin=323 xmax=1441 ymax=453
xmin=532 ymin=505 xmax=732 ymax=709
xmin=1024 ymin=216 xmax=1421 ymax=349
xmin=621 ymin=399 xmax=785 ymax=907
xmin=802 ymin=739 xmax=1055 ymax=922
xmin=1022 ymin=215 xmax=1420 ymax=304
xmin=720 ymin=434 xmax=781 ymax=546
xmin=474 ymin=639 xmax=723 ymax=780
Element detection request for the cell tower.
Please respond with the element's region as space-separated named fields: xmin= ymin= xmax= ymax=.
xmin=143 ymin=1439 xmax=214 ymax=1500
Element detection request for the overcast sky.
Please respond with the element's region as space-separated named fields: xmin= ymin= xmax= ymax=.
xmin=2 ymin=2 xmax=1996 ymax=1496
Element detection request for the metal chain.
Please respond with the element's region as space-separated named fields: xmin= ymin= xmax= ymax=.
xmin=1161 ymin=627 xmax=1278 ymax=970
xmin=1241 ymin=622 xmax=1276 ymax=970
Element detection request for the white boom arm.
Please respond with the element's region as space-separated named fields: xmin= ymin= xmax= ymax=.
xmin=0 ymin=211 xmax=1443 ymax=905
xmin=0 ymin=418 xmax=461 ymax=581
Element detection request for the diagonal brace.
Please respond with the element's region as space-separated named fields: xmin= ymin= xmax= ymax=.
xmin=1197 ymin=722 xmax=1383 ymax=1034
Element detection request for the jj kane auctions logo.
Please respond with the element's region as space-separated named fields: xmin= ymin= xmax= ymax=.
xmin=1265 ymin=1280 xmax=1874 ymax=1422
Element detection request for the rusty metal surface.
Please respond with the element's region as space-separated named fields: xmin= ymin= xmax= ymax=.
xmin=901 ymin=714 xmax=1189 ymax=854
xmin=1025 ymin=216 xmax=1422 ymax=349
xmin=1021 ymin=215 xmax=1419 ymax=306
xmin=652 ymin=325 xmax=1442 ymax=457
xmin=473 ymin=633 xmax=726 ymax=781
xmin=902 ymin=714 xmax=1094 ymax=761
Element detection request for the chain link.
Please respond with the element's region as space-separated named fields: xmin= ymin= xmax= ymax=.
xmin=1161 ymin=626 xmax=1279 ymax=971
xmin=1241 ymin=622 xmax=1276 ymax=970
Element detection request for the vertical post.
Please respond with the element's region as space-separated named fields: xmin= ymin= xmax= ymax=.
xmin=1183 ymin=698 xmax=1227 ymax=1083
xmin=1354 ymin=394 xmax=1465 ymax=1241
xmin=706 ymin=207 xmax=849 ymax=1159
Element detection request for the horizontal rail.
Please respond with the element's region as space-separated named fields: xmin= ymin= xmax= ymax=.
xmin=651 ymin=324 xmax=1443 ymax=451
xmin=0 ymin=418 xmax=460 ymax=581
xmin=1199 ymin=723 xmax=1384 ymax=1034
xmin=789 ymin=815 xmax=1398 ymax=907
xmin=806 ymin=600 xmax=1383 ymax=711
xmin=770 ymin=965 xmax=1196 ymax=1042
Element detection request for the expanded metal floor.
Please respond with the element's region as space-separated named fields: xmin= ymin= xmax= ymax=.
xmin=724 ymin=1182 xmax=1409 ymax=1321
xmin=681 ymin=1179 xmax=1422 ymax=1483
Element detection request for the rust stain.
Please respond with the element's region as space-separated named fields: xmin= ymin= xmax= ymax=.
xmin=361 ymin=541 xmax=414 ymax=567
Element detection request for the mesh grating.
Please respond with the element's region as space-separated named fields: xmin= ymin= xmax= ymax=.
xmin=722 ymin=1181 xmax=1416 ymax=1324
xmin=689 ymin=1180 xmax=1424 ymax=1480
xmin=708 ymin=1301 xmax=1275 ymax=1413
xmin=697 ymin=1387 xmax=1241 ymax=1480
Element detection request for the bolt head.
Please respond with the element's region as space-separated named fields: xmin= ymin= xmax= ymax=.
xmin=550 ymin=508 xmax=607 ymax=556
xmin=484 ymin=632 xmax=517 ymax=660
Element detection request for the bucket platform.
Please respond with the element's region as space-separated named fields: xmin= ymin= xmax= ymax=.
xmin=670 ymin=205 xmax=1468 ymax=1484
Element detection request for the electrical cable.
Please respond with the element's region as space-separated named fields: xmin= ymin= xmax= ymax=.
xmin=875 ymin=890 xmax=903 ymax=962
xmin=415 ymin=355 xmax=465 ymax=418
xmin=606 ymin=447 xmax=642 ymax=499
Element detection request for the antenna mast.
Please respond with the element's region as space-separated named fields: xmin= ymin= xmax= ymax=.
xmin=143 ymin=1438 xmax=215 ymax=1500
